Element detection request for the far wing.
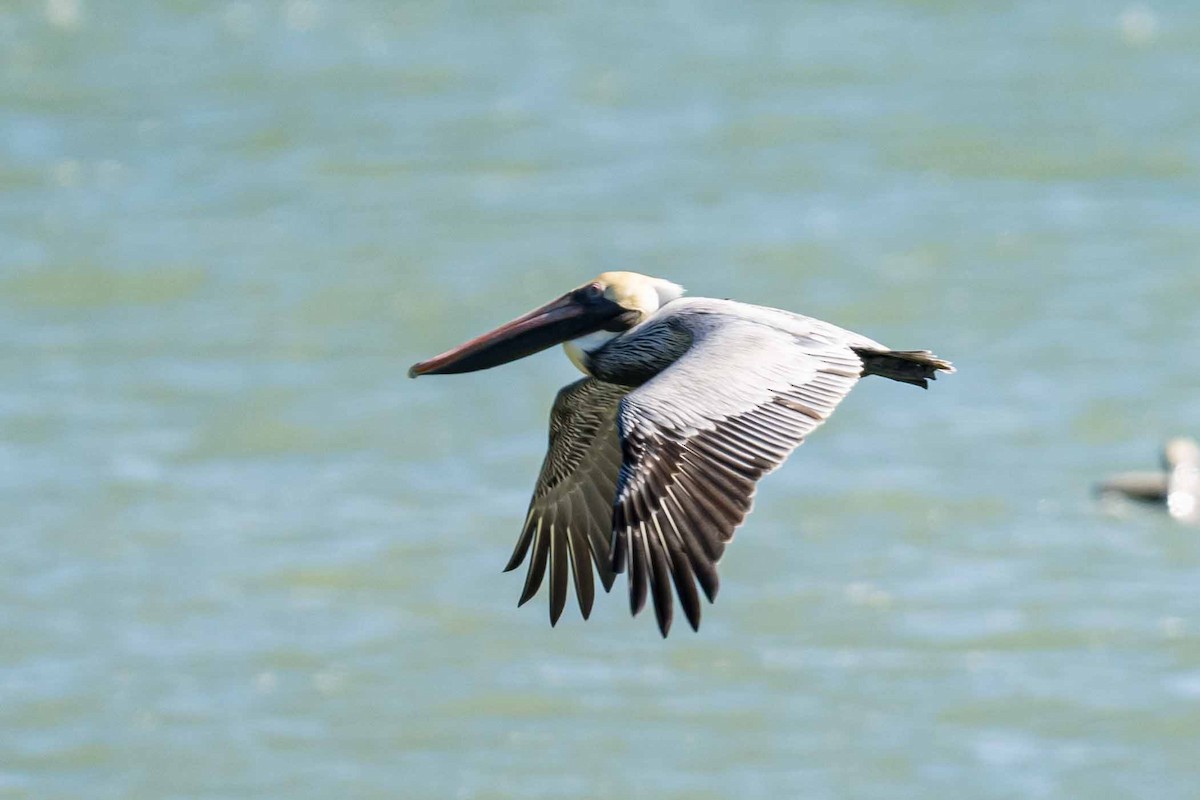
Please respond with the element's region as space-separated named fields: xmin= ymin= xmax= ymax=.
xmin=613 ymin=317 xmax=866 ymax=636
xmin=505 ymin=377 xmax=630 ymax=624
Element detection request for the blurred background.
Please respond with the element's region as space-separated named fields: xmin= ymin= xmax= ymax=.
xmin=2 ymin=1 xmax=1200 ymax=798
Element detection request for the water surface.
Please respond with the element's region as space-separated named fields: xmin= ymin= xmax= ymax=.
xmin=2 ymin=1 xmax=1200 ymax=798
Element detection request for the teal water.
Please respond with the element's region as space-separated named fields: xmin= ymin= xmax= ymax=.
xmin=2 ymin=1 xmax=1200 ymax=798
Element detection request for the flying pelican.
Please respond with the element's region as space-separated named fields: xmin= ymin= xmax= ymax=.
xmin=1097 ymin=437 xmax=1200 ymax=524
xmin=410 ymin=272 xmax=954 ymax=636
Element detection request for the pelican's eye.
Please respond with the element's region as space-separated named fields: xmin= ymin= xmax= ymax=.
xmin=574 ymin=282 xmax=605 ymax=303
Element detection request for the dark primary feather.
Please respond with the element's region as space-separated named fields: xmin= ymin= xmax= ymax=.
xmin=505 ymin=377 xmax=629 ymax=624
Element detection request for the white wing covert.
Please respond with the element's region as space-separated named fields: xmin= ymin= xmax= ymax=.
xmin=612 ymin=315 xmax=867 ymax=636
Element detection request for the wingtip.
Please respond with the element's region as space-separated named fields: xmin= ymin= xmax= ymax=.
xmin=517 ymin=585 xmax=538 ymax=607
xmin=655 ymin=608 xmax=673 ymax=638
xmin=576 ymin=577 xmax=596 ymax=620
xmin=701 ymin=578 xmax=720 ymax=604
xmin=549 ymin=596 xmax=567 ymax=627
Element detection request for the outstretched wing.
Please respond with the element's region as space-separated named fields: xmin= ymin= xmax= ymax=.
xmin=612 ymin=316 xmax=868 ymax=636
xmin=505 ymin=377 xmax=631 ymax=624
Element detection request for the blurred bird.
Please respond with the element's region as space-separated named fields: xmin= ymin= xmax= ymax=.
xmin=410 ymin=272 xmax=955 ymax=636
xmin=1097 ymin=437 xmax=1200 ymax=525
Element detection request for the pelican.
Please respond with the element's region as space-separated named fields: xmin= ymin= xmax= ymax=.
xmin=1097 ymin=437 xmax=1200 ymax=524
xmin=410 ymin=272 xmax=954 ymax=636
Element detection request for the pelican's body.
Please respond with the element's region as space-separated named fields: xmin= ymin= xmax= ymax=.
xmin=1098 ymin=438 xmax=1200 ymax=524
xmin=411 ymin=272 xmax=954 ymax=635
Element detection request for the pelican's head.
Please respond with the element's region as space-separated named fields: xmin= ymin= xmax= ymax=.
xmin=1164 ymin=437 xmax=1200 ymax=471
xmin=408 ymin=271 xmax=684 ymax=378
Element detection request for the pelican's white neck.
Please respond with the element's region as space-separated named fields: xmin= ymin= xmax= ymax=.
xmin=652 ymin=279 xmax=685 ymax=305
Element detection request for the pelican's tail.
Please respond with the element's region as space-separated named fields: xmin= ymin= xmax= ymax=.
xmin=853 ymin=348 xmax=955 ymax=389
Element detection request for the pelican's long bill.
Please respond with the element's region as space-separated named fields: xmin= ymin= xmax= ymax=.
xmin=408 ymin=287 xmax=623 ymax=378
